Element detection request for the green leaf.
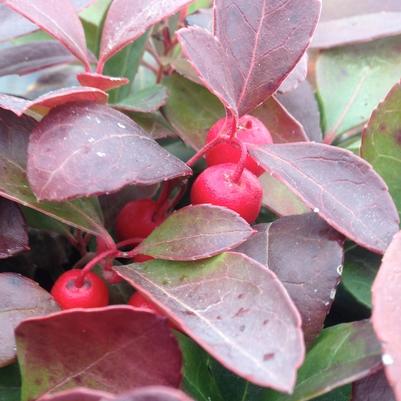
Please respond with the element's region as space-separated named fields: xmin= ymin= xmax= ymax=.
xmin=104 ymin=34 xmax=148 ymax=103
xmin=361 ymin=81 xmax=401 ymax=220
xmin=311 ymin=386 xmax=351 ymax=401
xmin=316 ymin=37 xmax=401 ymax=138
xmin=188 ymin=0 xmax=212 ymax=13
xmin=0 ymin=364 xmax=20 ymax=401
xmin=163 ymin=74 xmax=224 ymax=150
xmin=342 ymin=247 xmax=380 ymax=308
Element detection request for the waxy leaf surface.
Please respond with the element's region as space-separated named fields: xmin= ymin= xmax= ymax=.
xmin=352 ymin=371 xmax=396 ymax=401
xmin=2 ymin=0 xmax=90 ymax=69
xmin=99 ymin=0 xmax=192 ymax=69
xmin=136 ymin=205 xmax=254 ymax=260
xmin=372 ymin=231 xmax=401 ymax=400
xmin=16 ymin=307 xmax=182 ymax=401
xmin=237 ymin=214 xmax=343 ymax=345
xmin=312 ymin=0 xmax=401 ymax=49
xmin=77 ymin=73 xmax=129 ymax=92
xmin=250 ymin=143 xmax=400 ymax=254
xmin=0 ymin=273 xmax=59 ymax=368
xmin=362 ymin=82 xmax=401 ymax=220
xmin=27 ymin=102 xmax=191 ymax=201
xmin=116 ymin=252 xmax=304 ymax=392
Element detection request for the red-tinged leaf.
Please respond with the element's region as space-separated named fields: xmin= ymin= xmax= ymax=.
xmin=0 ymin=41 xmax=76 ymax=78
xmin=236 ymin=214 xmax=344 ymax=346
xmin=252 ymin=97 xmax=309 ymax=143
xmin=16 ymin=307 xmax=182 ymax=401
xmin=135 ymin=205 xmax=254 ymax=261
xmin=98 ymin=0 xmax=192 ymax=71
xmin=250 ymin=143 xmax=400 ymax=254
xmin=77 ymin=73 xmax=129 ymax=92
xmin=0 ymin=272 xmax=59 ymax=368
xmin=27 ymin=102 xmax=191 ymax=201
xmin=278 ymin=54 xmax=308 ymax=94
xmin=40 ymin=388 xmax=113 ymax=401
xmin=116 ymin=252 xmax=304 ymax=392
xmin=2 ymin=0 xmax=90 ymax=70
xmin=112 ymin=387 xmax=196 ymax=401
xmin=276 ymin=80 xmax=323 ymax=143
xmin=0 ymin=198 xmax=28 ymax=258
xmin=352 ymin=370 xmax=396 ymax=401
xmin=312 ymin=0 xmax=401 ymax=49
xmin=0 ymin=1 xmax=94 ymax=43
xmin=372 ymin=231 xmax=401 ymax=400
xmin=0 ymin=94 xmax=30 ymax=116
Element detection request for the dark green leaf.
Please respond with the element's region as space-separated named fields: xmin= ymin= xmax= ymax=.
xmin=0 ymin=364 xmax=20 ymax=401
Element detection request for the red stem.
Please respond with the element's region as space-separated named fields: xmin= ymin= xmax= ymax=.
xmin=186 ymin=136 xmax=225 ymax=167
xmin=231 ymin=138 xmax=247 ymax=183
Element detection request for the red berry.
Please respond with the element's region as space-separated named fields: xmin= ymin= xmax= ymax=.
xmin=128 ymin=292 xmax=161 ymax=313
xmin=190 ymin=163 xmax=263 ymax=223
xmin=205 ymin=115 xmax=272 ymax=177
xmin=115 ymin=199 xmax=163 ymax=241
xmin=51 ymin=269 xmax=109 ymax=310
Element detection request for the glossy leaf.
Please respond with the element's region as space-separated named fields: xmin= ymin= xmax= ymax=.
xmin=312 ymin=0 xmax=401 ymax=49
xmin=116 ymin=252 xmax=304 ymax=392
xmin=316 ymin=37 xmax=401 ymax=137
xmin=252 ymin=97 xmax=309 ymax=144
xmin=113 ymin=86 xmax=168 ymax=113
xmin=27 ymin=102 xmax=191 ymax=201
xmin=0 ymin=273 xmax=59 ymax=368
xmin=16 ymin=307 xmax=182 ymax=401
xmin=0 ymin=199 xmax=28 ymax=258
xmin=111 ymin=387 xmax=196 ymax=401
xmin=276 ymin=81 xmax=323 ymax=143
xmin=40 ymin=388 xmax=112 ymax=401
xmin=163 ymin=74 xmax=224 ymax=150
xmin=250 ymin=143 xmax=400 ymax=254
xmin=265 ymin=321 xmax=382 ymax=401
xmin=372 ymin=231 xmax=401 ymax=400
xmin=0 ymin=109 xmax=109 ymax=237
xmin=77 ymin=73 xmax=129 ymax=92
xmin=352 ymin=371 xmax=396 ymax=401
xmin=0 ymin=41 xmax=75 ymax=78
xmin=178 ymin=0 xmax=321 ymax=116
xmin=98 ymin=0 xmax=192 ymax=70
xmin=236 ymin=214 xmax=344 ymax=346
xmin=2 ymin=0 xmax=90 ymax=69
xmin=361 ymin=82 xmax=401 ymax=219
xmin=135 ymin=205 xmax=254 ymax=260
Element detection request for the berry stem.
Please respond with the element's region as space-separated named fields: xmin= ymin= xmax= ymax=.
xmin=231 ymin=138 xmax=248 ymax=184
xmin=157 ymin=179 xmax=188 ymax=218
xmin=186 ymin=135 xmax=225 ymax=167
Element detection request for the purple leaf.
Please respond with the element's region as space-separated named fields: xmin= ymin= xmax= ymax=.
xmin=16 ymin=307 xmax=182 ymax=400
xmin=0 ymin=272 xmax=59 ymax=368
xmin=372 ymin=231 xmax=401 ymax=400
xmin=278 ymin=54 xmax=308 ymax=94
xmin=77 ymin=73 xmax=129 ymax=92
xmin=27 ymin=102 xmax=191 ymax=201
xmin=250 ymin=143 xmax=400 ymax=254
xmin=276 ymin=80 xmax=323 ymax=143
xmin=40 ymin=388 xmax=113 ymax=401
xmin=0 ymin=87 xmax=108 ymax=117
xmin=0 ymin=198 xmax=28 ymax=258
xmin=252 ymin=97 xmax=309 ymax=143
xmin=236 ymin=214 xmax=344 ymax=345
xmin=116 ymin=252 xmax=304 ymax=392
xmin=2 ymin=0 xmax=90 ymax=69
xmin=111 ymin=386 xmax=196 ymax=401
xmin=0 ymin=41 xmax=76 ymax=78
xmin=135 ymin=205 xmax=255 ymax=261
xmin=178 ymin=0 xmax=321 ymax=116
xmin=352 ymin=370 xmax=396 ymax=401
xmin=0 ymin=1 xmax=94 ymax=43
xmin=98 ymin=0 xmax=192 ymax=72
xmin=312 ymin=0 xmax=401 ymax=49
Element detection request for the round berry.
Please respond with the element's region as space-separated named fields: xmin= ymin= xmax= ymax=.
xmin=205 ymin=115 xmax=272 ymax=176
xmin=190 ymin=163 xmax=263 ymax=223
xmin=115 ymin=199 xmax=163 ymax=241
xmin=128 ymin=292 xmax=161 ymax=313
xmin=51 ymin=269 xmax=109 ymax=310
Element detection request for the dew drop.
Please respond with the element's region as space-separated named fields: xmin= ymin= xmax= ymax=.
xmin=382 ymin=353 xmax=394 ymax=366
xmin=337 ymin=265 xmax=343 ymax=275
xmin=313 ymin=207 xmax=320 ymax=213
xmin=96 ymin=152 xmax=106 ymax=157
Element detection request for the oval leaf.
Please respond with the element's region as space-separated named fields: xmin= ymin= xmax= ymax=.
xmin=2 ymin=0 xmax=90 ymax=69
xmin=27 ymin=102 xmax=191 ymax=201
xmin=372 ymin=231 xmax=401 ymax=400
xmin=98 ymin=0 xmax=192 ymax=70
xmin=237 ymin=214 xmax=344 ymax=346
xmin=0 ymin=273 xmax=59 ymax=368
xmin=116 ymin=252 xmax=304 ymax=392
xmin=16 ymin=307 xmax=182 ymax=401
xmin=250 ymin=142 xmax=400 ymax=254
xmin=352 ymin=370 xmax=396 ymax=401
xmin=135 ymin=205 xmax=254 ymax=261
xmin=77 ymin=73 xmax=129 ymax=92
